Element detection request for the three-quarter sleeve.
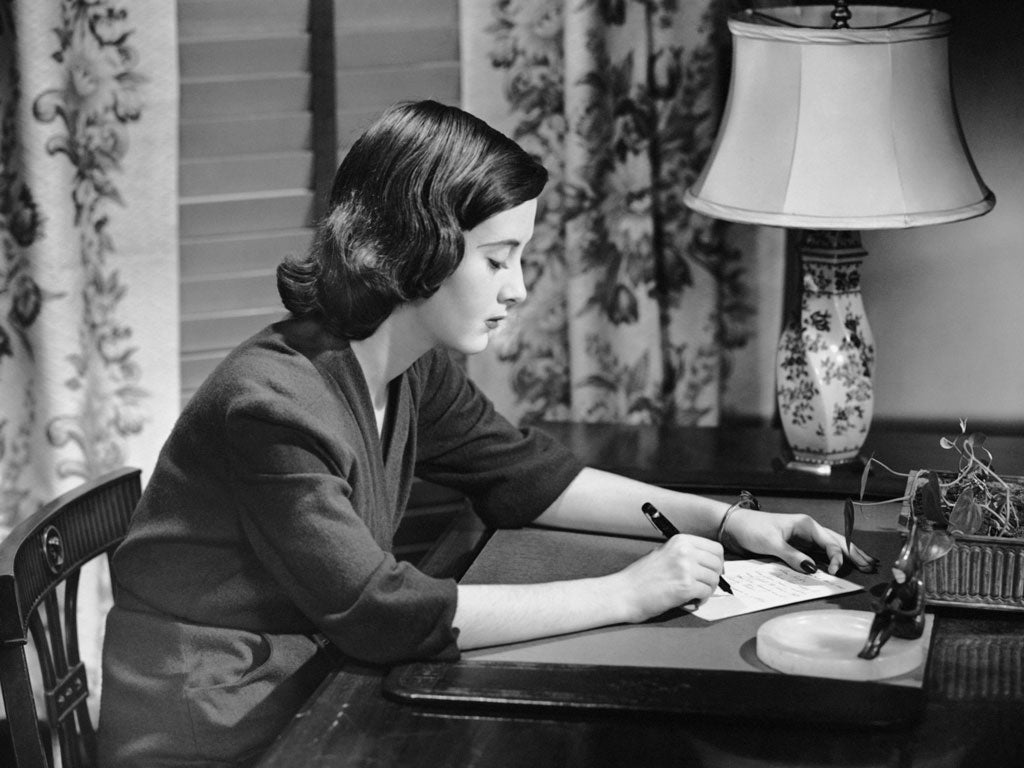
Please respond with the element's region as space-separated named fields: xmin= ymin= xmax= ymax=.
xmin=411 ymin=350 xmax=584 ymax=528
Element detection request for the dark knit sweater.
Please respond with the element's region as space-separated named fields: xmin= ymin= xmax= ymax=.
xmin=112 ymin=317 xmax=583 ymax=664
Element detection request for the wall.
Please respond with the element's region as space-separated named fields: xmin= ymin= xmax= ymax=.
xmin=860 ymin=0 xmax=1024 ymax=430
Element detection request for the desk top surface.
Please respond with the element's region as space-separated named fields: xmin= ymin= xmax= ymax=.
xmin=533 ymin=421 xmax=1024 ymax=499
xmin=256 ymin=425 xmax=1024 ymax=768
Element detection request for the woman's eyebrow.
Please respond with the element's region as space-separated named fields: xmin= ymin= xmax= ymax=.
xmin=478 ymin=238 xmax=521 ymax=249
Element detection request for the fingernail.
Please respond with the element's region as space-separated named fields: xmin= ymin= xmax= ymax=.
xmin=801 ymin=560 xmax=817 ymax=574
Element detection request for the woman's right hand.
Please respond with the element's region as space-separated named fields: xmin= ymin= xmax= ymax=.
xmin=455 ymin=534 xmax=723 ymax=651
xmin=613 ymin=534 xmax=724 ymax=622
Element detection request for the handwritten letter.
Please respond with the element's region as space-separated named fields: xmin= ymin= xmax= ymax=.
xmin=693 ymin=559 xmax=862 ymax=621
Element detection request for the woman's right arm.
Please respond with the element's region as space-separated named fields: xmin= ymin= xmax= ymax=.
xmin=453 ymin=533 xmax=722 ymax=650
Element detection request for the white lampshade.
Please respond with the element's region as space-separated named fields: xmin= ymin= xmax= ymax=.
xmin=684 ymin=5 xmax=995 ymax=229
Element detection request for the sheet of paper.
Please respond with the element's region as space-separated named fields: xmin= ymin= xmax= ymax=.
xmin=693 ymin=558 xmax=862 ymax=621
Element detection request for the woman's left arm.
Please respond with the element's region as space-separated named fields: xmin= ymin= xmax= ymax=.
xmin=533 ymin=467 xmax=877 ymax=575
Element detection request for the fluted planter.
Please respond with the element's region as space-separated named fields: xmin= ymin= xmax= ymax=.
xmin=900 ymin=469 xmax=1024 ymax=611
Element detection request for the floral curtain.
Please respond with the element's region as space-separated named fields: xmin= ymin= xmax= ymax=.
xmin=460 ymin=0 xmax=783 ymax=426
xmin=1 ymin=0 xmax=178 ymax=713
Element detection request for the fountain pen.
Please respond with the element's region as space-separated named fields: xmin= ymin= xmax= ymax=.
xmin=641 ymin=501 xmax=734 ymax=595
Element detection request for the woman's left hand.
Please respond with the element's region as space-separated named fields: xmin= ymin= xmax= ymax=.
xmin=723 ymin=507 xmax=878 ymax=575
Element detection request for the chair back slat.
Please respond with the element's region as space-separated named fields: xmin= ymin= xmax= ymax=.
xmin=27 ymin=612 xmax=57 ymax=706
xmin=41 ymin=590 xmax=68 ymax=679
xmin=64 ymin=572 xmax=82 ymax=664
xmin=75 ymin=699 xmax=98 ymax=768
xmin=0 ymin=468 xmax=142 ymax=768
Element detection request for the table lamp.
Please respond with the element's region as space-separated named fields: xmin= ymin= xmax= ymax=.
xmin=684 ymin=3 xmax=994 ymax=473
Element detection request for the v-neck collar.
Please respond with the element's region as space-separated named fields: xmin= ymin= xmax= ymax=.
xmin=321 ymin=341 xmax=411 ymax=476
xmin=280 ymin=319 xmax=415 ymax=535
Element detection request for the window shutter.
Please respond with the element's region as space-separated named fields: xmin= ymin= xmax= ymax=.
xmin=333 ymin=0 xmax=460 ymax=158
xmin=178 ymin=0 xmax=459 ymax=408
xmin=178 ymin=0 xmax=315 ymax=407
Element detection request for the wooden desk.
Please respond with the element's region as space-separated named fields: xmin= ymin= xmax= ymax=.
xmin=256 ymin=425 xmax=1024 ymax=768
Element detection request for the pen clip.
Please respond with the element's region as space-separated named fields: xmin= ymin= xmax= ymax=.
xmin=642 ymin=502 xmax=678 ymax=540
xmin=643 ymin=508 xmax=663 ymax=536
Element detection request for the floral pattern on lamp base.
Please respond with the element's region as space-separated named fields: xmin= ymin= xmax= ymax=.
xmin=776 ymin=230 xmax=875 ymax=468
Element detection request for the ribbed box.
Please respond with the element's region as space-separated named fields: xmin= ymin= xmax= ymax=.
xmin=901 ymin=471 xmax=1024 ymax=611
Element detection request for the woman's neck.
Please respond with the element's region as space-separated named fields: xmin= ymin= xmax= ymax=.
xmin=349 ymin=307 xmax=430 ymax=415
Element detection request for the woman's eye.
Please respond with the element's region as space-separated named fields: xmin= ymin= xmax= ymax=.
xmin=487 ymin=259 xmax=504 ymax=271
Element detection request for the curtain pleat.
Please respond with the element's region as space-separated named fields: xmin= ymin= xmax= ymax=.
xmin=460 ymin=0 xmax=780 ymax=427
xmin=1 ymin=0 xmax=179 ymax=717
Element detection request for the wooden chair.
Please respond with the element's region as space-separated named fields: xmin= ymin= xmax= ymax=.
xmin=0 ymin=468 xmax=141 ymax=768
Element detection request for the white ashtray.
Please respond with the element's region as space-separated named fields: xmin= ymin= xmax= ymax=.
xmin=756 ymin=609 xmax=925 ymax=681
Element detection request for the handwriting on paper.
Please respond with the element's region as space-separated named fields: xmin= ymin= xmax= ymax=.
xmin=692 ymin=559 xmax=861 ymax=621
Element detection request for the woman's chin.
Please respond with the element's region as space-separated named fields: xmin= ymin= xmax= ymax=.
xmin=446 ymin=335 xmax=490 ymax=356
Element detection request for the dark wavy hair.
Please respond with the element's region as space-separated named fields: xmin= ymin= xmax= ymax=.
xmin=276 ymin=100 xmax=548 ymax=339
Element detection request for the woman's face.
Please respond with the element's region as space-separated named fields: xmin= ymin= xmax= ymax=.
xmin=415 ymin=198 xmax=537 ymax=355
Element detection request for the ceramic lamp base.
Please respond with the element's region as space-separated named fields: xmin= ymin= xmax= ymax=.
xmin=782 ymin=455 xmax=864 ymax=476
xmin=776 ymin=231 xmax=875 ymax=470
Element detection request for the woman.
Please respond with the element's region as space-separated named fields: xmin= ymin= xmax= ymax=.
xmin=98 ymin=100 xmax=875 ymax=766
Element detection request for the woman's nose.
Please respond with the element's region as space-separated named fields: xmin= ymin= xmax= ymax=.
xmin=499 ymin=261 xmax=527 ymax=306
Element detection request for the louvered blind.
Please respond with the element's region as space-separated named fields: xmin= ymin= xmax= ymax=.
xmin=178 ymin=0 xmax=459 ymax=407
xmin=178 ymin=0 xmax=314 ymax=407
xmin=177 ymin=0 xmax=464 ymax=562
xmin=334 ymin=0 xmax=460 ymax=158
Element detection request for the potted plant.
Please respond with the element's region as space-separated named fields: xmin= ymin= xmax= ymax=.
xmin=859 ymin=420 xmax=1024 ymax=611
